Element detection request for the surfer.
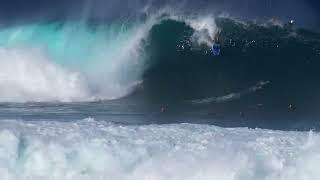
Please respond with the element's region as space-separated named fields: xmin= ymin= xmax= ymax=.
xmin=212 ymin=42 xmax=221 ymax=56
xmin=212 ymin=32 xmax=222 ymax=56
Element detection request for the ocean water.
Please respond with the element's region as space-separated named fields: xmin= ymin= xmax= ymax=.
xmin=0 ymin=7 xmax=320 ymax=179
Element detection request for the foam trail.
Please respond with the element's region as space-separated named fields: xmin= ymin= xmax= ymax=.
xmin=190 ymin=81 xmax=271 ymax=104
xmin=0 ymin=118 xmax=319 ymax=179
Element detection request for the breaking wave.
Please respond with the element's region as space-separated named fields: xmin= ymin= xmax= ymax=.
xmin=0 ymin=11 xmax=319 ymax=104
xmin=0 ymin=20 xmax=150 ymax=102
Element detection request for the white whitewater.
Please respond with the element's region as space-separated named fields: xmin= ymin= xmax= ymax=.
xmin=0 ymin=21 xmax=150 ymax=102
xmin=0 ymin=48 xmax=92 ymax=102
xmin=0 ymin=118 xmax=319 ymax=180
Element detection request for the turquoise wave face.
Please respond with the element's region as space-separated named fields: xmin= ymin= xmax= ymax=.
xmin=0 ymin=21 xmax=140 ymax=71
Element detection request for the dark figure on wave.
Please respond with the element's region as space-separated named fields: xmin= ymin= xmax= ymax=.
xmin=212 ymin=42 xmax=221 ymax=56
xmin=212 ymin=32 xmax=222 ymax=56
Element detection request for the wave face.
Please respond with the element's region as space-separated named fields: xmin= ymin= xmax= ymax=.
xmin=0 ymin=118 xmax=319 ymax=180
xmin=140 ymin=18 xmax=320 ymax=112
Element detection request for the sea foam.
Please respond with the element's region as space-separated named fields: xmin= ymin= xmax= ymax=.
xmin=0 ymin=119 xmax=319 ymax=180
xmin=0 ymin=48 xmax=92 ymax=102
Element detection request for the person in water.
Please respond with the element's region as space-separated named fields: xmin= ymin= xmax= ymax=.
xmin=212 ymin=32 xmax=222 ymax=56
xmin=212 ymin=43 xmax=221 ymax=56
